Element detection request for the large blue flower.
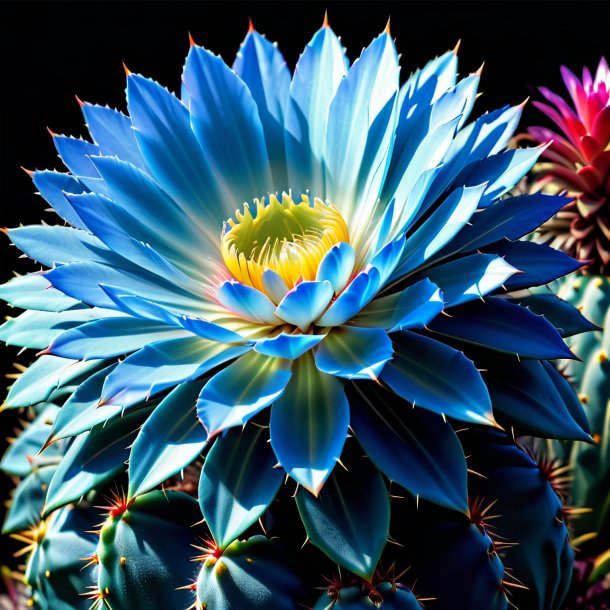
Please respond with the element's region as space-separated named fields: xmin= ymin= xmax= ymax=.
xmin=0 ymin=20 xmax=591 ymax=510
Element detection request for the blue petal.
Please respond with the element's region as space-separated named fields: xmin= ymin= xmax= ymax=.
xmin=317 ymin=267 xmax=381 ymax=327
xmin=0 ymin=273 xmax=80 ymax=312
xmin=368 ymin=236 xmax=406 ymax=287
xmin=424 ymin=103 xmax=524 ymax=206
xmin=275 ymin=280 xmax=333 ymax=331
xmin=380 ymin=331 xmax=495 ymax=425
xmin=49 ymin=317 xmax=188 ymax=360
xmin=314 ymin=326 xmax=392 ymax=379
xmin=428 ymin=298 xmax=575 ymax=359
xmin=460 ymin=144 xmax=548 ymax=207
xmin=325 ymin=31 xmax=399 ymax=235
xmin=393 ymin=183 xmax=486 ymax=278
xmin=316 ymin=242 xmax=355 ymax=293
xmin=487 ymin=240 xmax=583 ymax=290
xmin=100 ymin=287 xmax=245 ymax=343
xmin=81 ymin=103 xmax=146 ymax=170
xmin=66 ymin=191 xmax=198 ymax=289
xmin=285 ymin=25 xmax=347 ymax=197
xmin=31 ymin=170 xmax=88 ymax=229
xmin=197 ymin=351 xmax=292 ymax=436
xmin=51 ymin=135 xmax=101 ymax=182
xmin=89 ymin=155 xmax=219 ymax=274
xmin=261 ymin=269 xmax=289 ymax=304
xmin=254 ymin=332 xmax=325 ymax=359
xmin=100 ymin=336 xmax=250 ymax=407
xmin=270 ymin=354 xmax=349 ymax=494
xmin=128 ymin=381 xmax=208 ymax=498
xmin=217 ymin=281 xmax=279 ymax=325
xmin=46 ymin=261 xmax=204 ymax=314
xmin=8 ymin=225 xmax=122 ymax=269
xmin=183 ymin=45 xmax=272 ymax=202
xmin=0 ymin=308 xmax=107 ymax=350
xmin=233 ymin=30 xmax=291 ymax=189
xmin=349 ymin=382 xmax=468 ymax=513
xmin=435 ymin=194 xmax=569 ymax=260
xmin=383 ymin=116 xmax=460 ymax=238
xmin=351 ymin=278 xmax=443 ymax=330
xmin=49 ymin=363 xmax=121 ymax=442
xmin=126 ymin=74 xmax=226 ymax=223
xmin=423 ymin=254 xmax=516 ymax=307
xmin=5 ymin=356 xmax=100 ymax=409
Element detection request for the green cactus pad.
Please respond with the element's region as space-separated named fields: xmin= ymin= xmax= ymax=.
xmin=96 ymin=490 xmax=200 ymax=610
xmin=196 ymin=535 xmax=301 ymax=610
xmin=313 ymin=582 xmax=421 ymax=609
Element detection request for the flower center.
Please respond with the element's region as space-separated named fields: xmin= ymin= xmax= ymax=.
xmin=222 ymin=193 xmax=349 ymax=291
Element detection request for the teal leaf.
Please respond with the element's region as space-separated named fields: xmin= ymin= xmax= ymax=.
xmin=2 ymin=465 xmax=56 ymax=534
xmin=44 ymin=406 xmax=152 ymax=516
xmin=5 ymin=356 xmax=101 ymax=409
xmin=0 ymin=404 xmax=60 ymax=477
xmin=429 ymin=298 xmax=574 ymax=359
xmin=381 ymin=331 xmax=495 ymax=426
xmin=349 ymin=382 xmax=468 ymax=513
xmin=199 ymin=426 xmax=283 ymax=549
xmin=128 ymin=381 xmax=207 ymax=499
xmin=296 ymin=456 xmax=389 ymax=580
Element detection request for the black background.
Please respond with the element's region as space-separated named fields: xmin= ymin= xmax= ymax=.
xmin=1 ymin=0 xmax=609 ymax=591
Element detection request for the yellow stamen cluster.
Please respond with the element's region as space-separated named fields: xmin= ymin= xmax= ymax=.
xmin=222 ymin=193 xmax=349 ymax=292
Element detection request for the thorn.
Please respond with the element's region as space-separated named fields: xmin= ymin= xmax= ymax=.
xmin=46 ymin=126 xmax=56 ymax=138
xmin=188 ymin=31 xmax=196 ymax=47
xmin=383 ymin=16 xmax=391 ymax=34
xmin=519 ymin=96 xmax=530 ymax=108
xmin=247 ymin=17 xmax=255 ymax=33
xmin=20 ymin=166 xmax=35 ymax=178
xmin=453 ymin=39 xmax=461 ymax=55
xmin=474 ymin=61 xmax=485 ymax=77
xmin=122 ymin=61 xmax=132 ymax=77
xmin=75 ymin=94 xmax=85 ymax=107
xmin=322 ymin=10 xmax=329 ymax=28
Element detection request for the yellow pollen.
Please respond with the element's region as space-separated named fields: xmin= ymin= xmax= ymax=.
xmin=222 ymin=193 xmax=349 ymax=292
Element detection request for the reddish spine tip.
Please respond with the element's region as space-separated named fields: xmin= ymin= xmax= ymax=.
xmin=247 ymin=17 xmax=255 ymax=33
xmin=20 ymin=166 xmax=35 ymax=178
xmin=188 ymin=31 xmax=196 ymax=47
xmin=122 ymin=61 xmax=132 ymax=77
xmin=75 ymin=94 xmax=85 ymax=107
xmin=46 ymin=126 xmax=57 ymax=137
xmin=453 ymin=39 xmax=462 ymax=55
xmin=384 ymin=16 xmax=391 ymax=35
xmin=322 ymin=10 xmax=330 ymax=28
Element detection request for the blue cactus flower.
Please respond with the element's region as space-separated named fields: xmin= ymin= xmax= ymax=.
xmin=0 ymin=18 xmax=591 ymax=521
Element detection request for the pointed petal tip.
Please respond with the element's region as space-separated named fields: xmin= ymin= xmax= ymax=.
xmin=383 ymin=16 xmax=391 ymax=35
